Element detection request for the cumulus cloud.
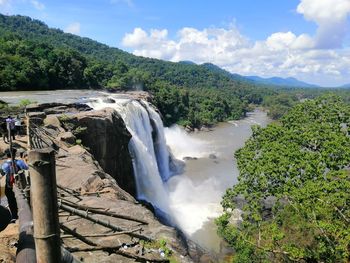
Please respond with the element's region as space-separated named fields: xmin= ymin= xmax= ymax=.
xmin=122 ymin=24 xmax=350 ymax=86
xmin=64 ymin=22 xmax=81 ymax=35
xmin=30 ymin=0 xmax=44 ymax=10
xmin=122 ymin=28 xmax=177 ymax=60
xmin=121 ymin=1 xmax=350 ymax=86
xmin=297 ymin=0 xmax=350 ymax=48
xmin=265 ymin=32 xmax=314 ymax=51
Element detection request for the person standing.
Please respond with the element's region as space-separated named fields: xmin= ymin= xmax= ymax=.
xmin=5 ymin=116 xmax=16 ymax=141
xmin=14 ymin=115 xmax=22 ymax=136
xmin=0 ymin=148 xmax=28 ymax=221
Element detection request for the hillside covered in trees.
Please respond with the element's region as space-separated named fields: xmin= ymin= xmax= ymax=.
xmin=0 ymin=14 xmax=270 ymax=127
xmin=217 ymin=95 xmax=350 ymax=262
xmin=1 ymin=14 xmax=350 ymax=128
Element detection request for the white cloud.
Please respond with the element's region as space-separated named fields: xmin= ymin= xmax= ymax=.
xmin=266 ymin=32 xmax=314 ymax=51
xmin=1 ymin=0 xmax=45 ymax=12
xmin=297 ymin=0 xmax=350 ymax=23
xmin=297 ymin=0 xmax=350 ymax=48
xmin=122 ymin=25 xmax=350 ymax=86
xmin=122 ymin=28 xmax=177 ymax=60
xmin=0 ymin=0 xmax=10 ymax=5
xmin=30 ymin=0 xmax=44 ymax=10
xmin=0 ymin=0 xmax=11 ymax=12
xmin=121 ymin=1 xmax=350 ymax=86
xmin=64 ymin=22 xmax=81 ymax=35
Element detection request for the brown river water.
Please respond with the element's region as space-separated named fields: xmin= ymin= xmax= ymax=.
xmin=165 ymin=110 xmax=271 ymax=255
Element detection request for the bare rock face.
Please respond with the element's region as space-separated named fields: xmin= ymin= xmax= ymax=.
xmin=56 ymin=145 xmax=134 ymax=202
xmin=56 ymin=144 xmax=197 ymax=263
xmin=58 ymin=131 xmax=76 ymax=144
xmin=62 ymin=109 xmax=136 ymax=196
xmin=26 ymin=102 xmax=91 ymax=115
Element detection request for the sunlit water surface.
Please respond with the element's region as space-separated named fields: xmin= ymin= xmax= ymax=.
xmin=165 ymin=111 xmax=271 ymax=254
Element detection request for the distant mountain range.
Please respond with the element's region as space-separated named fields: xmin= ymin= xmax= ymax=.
xmin=245 ymin=76 xmax=319 ymax=88
xmin=200 ymin=63 xmax=319 ymax=88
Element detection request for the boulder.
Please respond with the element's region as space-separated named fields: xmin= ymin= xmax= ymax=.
xmin=185 ymin=126 xmax=193 ymax=132
xmin=44 ymin=115 xmax=65 ymax=133
xmin=58 ymin=131 xmax=76 ymax=145
xmin=28 ymin=112 xmax=46 ymax=125
xmin=183 ymin=156 xmax=198 ymax=161
xmin=102 ymin=98 xmax=116 ymax=104
xmin=209 ymin=153 xmax=217 ymax=159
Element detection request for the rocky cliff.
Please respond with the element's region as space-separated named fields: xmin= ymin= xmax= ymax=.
xmin=66 ymin=109 xmax=136 ymax=196
xmin=8 ymin=99 xmax=213 ymax=262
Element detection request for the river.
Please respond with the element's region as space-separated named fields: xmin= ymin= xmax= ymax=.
xmin=0 ymin=90 xmax=103 ymax=105
xmin=165 ymin=110 xmax=271 ymax=255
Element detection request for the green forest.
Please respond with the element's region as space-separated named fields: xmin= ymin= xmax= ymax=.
xmin=0 ymin=14 xmax=265 ymax=128
xmin=3 ymin=14 xmax=350 ymax=128
xmin=217 ymin=95 xmax=350 ymax=262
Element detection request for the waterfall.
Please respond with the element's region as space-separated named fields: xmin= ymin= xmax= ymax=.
xmin=142 ymin=101 xmax=172 ymax=181
xmin=88 ymin=96 xmax=172 ymax=215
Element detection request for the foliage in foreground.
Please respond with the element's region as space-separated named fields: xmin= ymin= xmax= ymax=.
xmin=217 ymin=95 xmax=350 ymax=262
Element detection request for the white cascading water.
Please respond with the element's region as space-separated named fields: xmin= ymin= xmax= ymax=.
xmin=142 ymin=101 xmax=171 ymax=181
xmin=164 ymin=125 xmax=211 ymax=159
xmin=88 ymin=95 xmax=218 ymax=241
xmin=88 ymin=96 xmax=171 ymax=215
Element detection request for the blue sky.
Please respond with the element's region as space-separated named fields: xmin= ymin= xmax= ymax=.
xmin=1 ymin=0 xmax=350 ymax=86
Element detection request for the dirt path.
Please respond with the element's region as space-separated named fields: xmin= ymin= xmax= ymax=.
xmin=0 ymin=222 xmax=18 ymax=263
xmin=0 ymin=136 xmax=27 ymax=263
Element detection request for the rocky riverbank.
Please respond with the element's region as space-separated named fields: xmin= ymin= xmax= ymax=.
xmin=0 ymin=97 xmax=213 ymax=262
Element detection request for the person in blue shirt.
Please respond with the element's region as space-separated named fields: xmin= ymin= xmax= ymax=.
xmin=0 ymin=148 xmax=28 ymax=220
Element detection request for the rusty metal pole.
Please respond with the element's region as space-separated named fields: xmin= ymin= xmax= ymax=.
xmin=26 ymin=114 xmax=31 ymax=149
xmin=29 ymin=148 xmax=61 ymax=263
xmin=14 ymin=186 xmax=36 ymax=263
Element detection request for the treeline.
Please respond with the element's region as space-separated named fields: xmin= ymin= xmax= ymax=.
xmin=151 ymin=83 xmax=258 ymax=127
xmin=262 ymin=88 xmax=350 ymax=120
xmin=0 ymin=32 xmax=150 ymax=90
xmin=0 ymin=14 xmax=252 ymax=90
xmin=0 ymin=14 xmax=268 ymax=127
xmin=217 ymin=95 xmax=350 ymax=262
xmin=1 ymin=14 xmax=350 ymax=128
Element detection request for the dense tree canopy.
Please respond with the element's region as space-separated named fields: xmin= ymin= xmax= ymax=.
xmin=1 ymin=14 xmax=350 ymax=128
xmin=217 ymin=95 xmax=350 ymax=262
xmin=0 ymin=14 xmax=268 ymax=127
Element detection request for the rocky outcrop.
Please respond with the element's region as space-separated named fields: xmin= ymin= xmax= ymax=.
xmin=30 ymin=99 xmax=213 ymax=262
xmin=56 ymin=144 xmax=196 ymax=262
xmin=26 ymin=102 xmax=91 ymax=115
xmin=64 ymin=109 xmax=136 ymax=196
